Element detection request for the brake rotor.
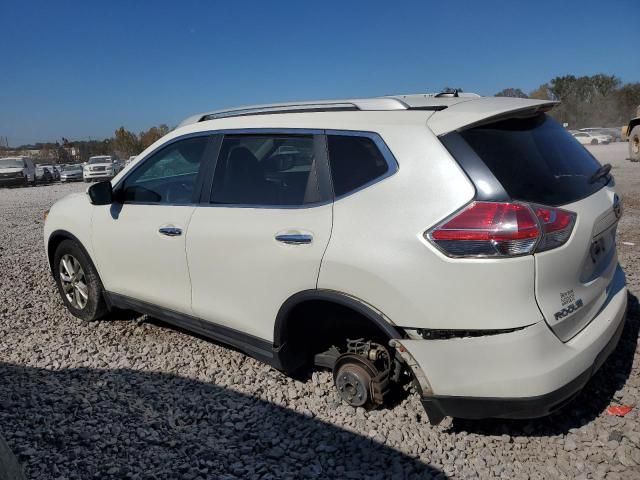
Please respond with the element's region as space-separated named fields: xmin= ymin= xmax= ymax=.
xmin=333 ymin=353 xmax=384 ymax=408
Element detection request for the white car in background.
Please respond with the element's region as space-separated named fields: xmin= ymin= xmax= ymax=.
xmin=0 ymin=156 xmax=36 ymax=187
xmin=83 ymin=156 xmax=119 ymax=182
xmin=571 ymin=131 xmax=611 ymax=145
xmin=44 ymin=93 xmax=627 ymax=423
xmin=579 ymin=127 xmax=622 ymax=142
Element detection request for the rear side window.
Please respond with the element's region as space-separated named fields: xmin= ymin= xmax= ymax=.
xmin=210 ymin=134 xmax=321 ymax=206
xmin=459 ymin=114 xmax=605 ymax=206
xmin=327 ymin=135 xmax=390 ymax=197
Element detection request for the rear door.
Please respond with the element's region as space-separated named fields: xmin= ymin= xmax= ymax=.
xmin=459 ymin=114 xmax=621 ymax=341
xmin=186 ymin=131 xmax=333 ymax=341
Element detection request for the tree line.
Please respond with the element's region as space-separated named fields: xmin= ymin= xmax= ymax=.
xmin=5 ymin=124 xmax=171 ymax=164
xmin=495 ymin=74 xmax=640 ymax=128
xmin=5 ymin=74 xmax=639 ymax=163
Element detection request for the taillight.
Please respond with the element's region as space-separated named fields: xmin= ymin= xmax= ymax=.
xmin=426 ymin=201 xmax=575 ymax=258
xmin=530 ymin=205 xmax=576 ymax=252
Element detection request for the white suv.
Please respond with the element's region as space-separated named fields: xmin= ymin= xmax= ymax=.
xmin=44 ymin=93 xmax=627 ymax=423
xmin=0 ymin=156 xmax=36 ymax=186
xmin=83 ymin=155 xmax=120 ymax=182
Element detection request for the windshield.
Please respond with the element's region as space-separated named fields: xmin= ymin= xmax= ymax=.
xmin=89 ymin=157 xmax=111 ymax=164
xmin=459 ymin=114 xmax=606 ymax=206
xmin=63 ymin=165 xmax=81 ymax=171
xmin=0 ymin=158 xmax=24 ymax=168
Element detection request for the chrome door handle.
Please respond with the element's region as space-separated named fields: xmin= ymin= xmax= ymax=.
xmin=275 ymin=234 xmax=313 ymax=245
xmin=159 ymin=226 xmax=182 ymax=237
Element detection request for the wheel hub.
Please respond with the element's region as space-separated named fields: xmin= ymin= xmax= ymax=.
xmin=335 ymin=368 xmax=369 ymax=407
xmin=59 ymin=254 xmax=88 ymax=310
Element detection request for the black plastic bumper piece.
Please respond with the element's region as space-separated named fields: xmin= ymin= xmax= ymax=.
xmin=421 ymin=313 xmax=626 ymax=423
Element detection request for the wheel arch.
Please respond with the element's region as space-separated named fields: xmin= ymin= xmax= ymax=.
xmin=273 ymin=289 xmax=404 ymax=373
xmin=47 ymin=230 xmax=96 ymax=277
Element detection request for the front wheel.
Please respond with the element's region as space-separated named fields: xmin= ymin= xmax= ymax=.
xmin=53 ymin=239 xmax=108 ymax=321
xmin=591 ymin=139 xmax=598 ymax=145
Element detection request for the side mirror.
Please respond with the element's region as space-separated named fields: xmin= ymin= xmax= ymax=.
xmin=88 ymin=181 xmax=113 ymax=205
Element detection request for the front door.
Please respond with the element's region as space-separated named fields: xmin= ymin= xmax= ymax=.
xmin=91 ymin=135 xmax=211 ymax=314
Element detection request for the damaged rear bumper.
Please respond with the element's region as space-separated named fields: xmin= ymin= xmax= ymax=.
xmin=396 ymin=265 xmax=627 ymax=423
xmin=421 ymin=311 xmax=625 ymax=423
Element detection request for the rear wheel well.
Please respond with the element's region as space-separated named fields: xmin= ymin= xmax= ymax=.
xmin=275 ymin=294 xmax=403 ymax=373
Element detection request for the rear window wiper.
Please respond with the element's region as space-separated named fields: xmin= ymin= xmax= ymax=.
xmin=589 ymin=163 xmax=611 ymax=184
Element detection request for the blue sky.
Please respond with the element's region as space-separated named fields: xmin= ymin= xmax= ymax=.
xmin=1 ymin=0 xmax=639 ymax=146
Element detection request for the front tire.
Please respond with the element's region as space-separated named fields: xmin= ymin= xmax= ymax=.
xmin=53 ymin=239 xmax=108 ymax=321
xmin=591 ymin=139 xmax=598 ymax=145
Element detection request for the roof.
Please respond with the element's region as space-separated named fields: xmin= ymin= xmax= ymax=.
xmin=176 ymin=93 xmax=558 ymax=136
xmin=176 ymin=92 xmax=487 ymax=127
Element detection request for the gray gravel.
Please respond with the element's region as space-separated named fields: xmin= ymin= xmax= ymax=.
xmin=1 ymin=144 xmax=639 ymax=480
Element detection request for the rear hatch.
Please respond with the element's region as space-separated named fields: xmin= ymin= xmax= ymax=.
xmin=457 ymin=113 xmax=620 ymax=341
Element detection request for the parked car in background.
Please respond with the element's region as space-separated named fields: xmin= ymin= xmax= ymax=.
xmin=35 ymin=164 xmax=54 ymax=183
xmin=571 ymin=131 xmax=611 ymax=145
xmin=126 ymin=155 xmax=137 ymax=166
xmin=625 ymin=106 xmax=640 ymax=161
xmin=60 ymin=164 xmax=84 ymax=182
xmin=83 ymin=156 xmax=118 ymax=182
xmin=40 ymin=164 xmax=60 ymax=181
xmin=45 ymin=93 xmax=627 ymax=423
xmin=0 ymin=156 xmax=36 ymax=187
xmin=579 ymin=127 xmax=622 ymax=142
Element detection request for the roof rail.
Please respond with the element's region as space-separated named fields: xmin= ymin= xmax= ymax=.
xmin=178 ymin=97 xmax=410 ymax=127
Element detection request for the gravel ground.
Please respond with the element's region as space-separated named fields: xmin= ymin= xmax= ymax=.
xmin=0 ymin=144 xmax=639 ymax=480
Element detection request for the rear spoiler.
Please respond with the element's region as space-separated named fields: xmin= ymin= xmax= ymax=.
xmin=427 ymin=98 xmax=559 ymax=136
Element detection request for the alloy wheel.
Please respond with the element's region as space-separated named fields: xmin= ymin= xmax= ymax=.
xmin=59 ymin=254 xmax=89 ymax=309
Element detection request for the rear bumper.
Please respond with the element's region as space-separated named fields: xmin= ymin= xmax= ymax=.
xmin=399 ymin=265 xmax=627 ymax=421
xmin=420 ymin=311 xmax=625 ymax=421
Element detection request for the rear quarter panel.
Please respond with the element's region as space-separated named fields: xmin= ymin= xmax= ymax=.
xmin=318 ymin=125 xmax=543 ymax=330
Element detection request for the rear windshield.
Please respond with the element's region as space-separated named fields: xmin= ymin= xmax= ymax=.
xmin=460 ymin=114 xmax=607 ymax=206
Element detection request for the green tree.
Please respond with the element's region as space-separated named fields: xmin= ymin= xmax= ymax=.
xmin=616 ymin=82 xmax=640 ymax=121
xmin=529 ymin=84 xmax=552 ymax=100
xmin=113 ymin=127 xmax=141 ymax=157
xmin=495 ymin=88 xmax=528 ymax=98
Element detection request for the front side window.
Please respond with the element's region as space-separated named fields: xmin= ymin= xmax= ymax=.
xmin=210 ymin=134 xmax=320 ymax=206
xmin=327 ymin=134 xmax=390 ymax=197
xmin=119 ymin=136 xmax=208 ymax=204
